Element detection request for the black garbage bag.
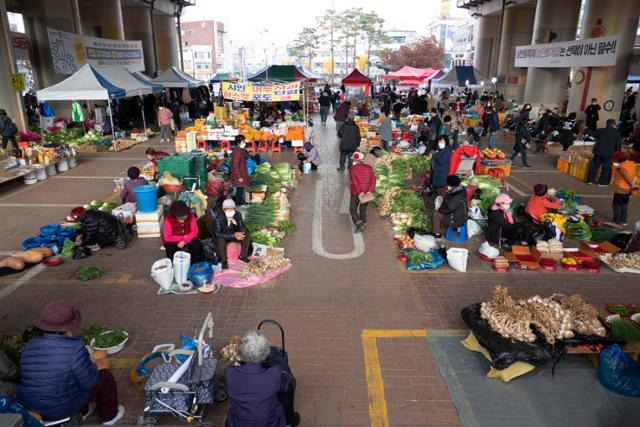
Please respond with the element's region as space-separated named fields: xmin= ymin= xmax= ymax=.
xmin=461 ymin=303 xmax=565 ymax=370
xmin=201 ymin=238 xmax=221 ymax=265
xmin=72 ymin=246 xmax=92 ymax=259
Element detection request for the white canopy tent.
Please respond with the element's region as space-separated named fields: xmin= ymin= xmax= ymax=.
xmin=95 ymin=66 xmax=162 ymax=96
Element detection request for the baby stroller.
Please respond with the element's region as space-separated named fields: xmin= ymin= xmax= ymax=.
xmin=138 ymin=313 xmax=217 ymax=426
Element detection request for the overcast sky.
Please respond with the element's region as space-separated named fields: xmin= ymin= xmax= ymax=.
xmin=182 ymin=0 xmax=443 ymax=47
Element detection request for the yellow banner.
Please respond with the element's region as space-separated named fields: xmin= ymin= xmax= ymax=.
xmin=222 ymin=81 xmax=301 ymax=102
xmin=10 ymin=73 xmax=25 ymax=91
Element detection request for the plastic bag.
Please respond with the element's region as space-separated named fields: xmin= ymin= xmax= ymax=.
xmin=201 ymin=238 xmax=221 ymax=264
xmin=468 ymin=206 xmax=485 ymax=221
xmin=72 ymin=246 xmax=92 ymax=259
xmin=597 ymin=344 xmax=640 ymax=397
xmin=447 ymin=247 xmax=469 ymax=272
xmin=177 ymin=334 xmax=210 ymax=363
xmin=39 ymin=224 xmax=61 ymax=236
xmin=173 ymin=251 xmax=191 ymax=285
xmin=406 ymin=248 xmax=445 ymax=271
xmin=21 ymin=237 xmax=42 ymax=251
xmin=188 ymin=262 xmax=213 ymax=287
xmin=461 ymin=304 xmax=565 ymax=370
xmin=467 ymin=219 xmax=483 ymax=238
xmin=414 ymin=234 xmax=436 ymax=253
xmin=0 ymin=398 xmax=43 ymax=427
xmin=151 ymin=258 xmax=174 ymax=290
xmin=246 ymin=158 xmax=257 ymax=176
xmin=479 ymin=241 xmax=499 ymax=259
xmin=61 ymin=239 xmax=76 ymax=257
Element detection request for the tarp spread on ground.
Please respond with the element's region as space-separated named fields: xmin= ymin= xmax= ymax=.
xmin=247 ymin=65 xmax=317 ymax=82
xmin=432 ymin=66 xmax=489 ymax=87
xmin=151 ymin=66 xmax=204 ymax=88
xmin=36 ymin=64 xmax=127 ymax=100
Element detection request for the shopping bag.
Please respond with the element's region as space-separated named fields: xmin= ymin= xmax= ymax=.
xmin=302 ymin=162 xmax=312 ymax=174
xmin=188 ymin=262 xmax=213 ymax=287
xmin=446 ymin=247 xmax=469 ymax=272
xmin=151 ymin=258 xmax=174 ymax=290
xmin=413 ymin=234 xmax=436 ymax=253
xmin=358 ymin=193 xmax=374 ymax=204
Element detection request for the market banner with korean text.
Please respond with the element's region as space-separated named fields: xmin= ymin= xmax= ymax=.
xmin=221 ymin=82 xmax=301 ymax=102
xmin=47 ymin=27 xmax=145 ymax=74
xmin=514 ymin=35 xmax=619 ymax=68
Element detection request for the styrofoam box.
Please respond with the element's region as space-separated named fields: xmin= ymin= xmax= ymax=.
xmin=135 ymin=205 xmax=163 ymax=222
xmin=137 ymin=231 xmax=161 ymax=239
xmin=136 ymin=220 xmax=163 ymax=233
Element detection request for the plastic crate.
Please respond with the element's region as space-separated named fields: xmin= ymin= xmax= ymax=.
xmin=157 ymin=155 xmax=195 ymax=179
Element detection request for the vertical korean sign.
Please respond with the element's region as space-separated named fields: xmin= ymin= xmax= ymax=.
xmin=222 ymin=82 xmax=302 ymax=102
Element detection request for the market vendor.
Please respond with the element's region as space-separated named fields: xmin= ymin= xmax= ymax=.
xmin=298 ymin=141 xmax=321 ymax=172
xmin=357 ymin=102 xmax=370 ymax=117
xmin=231 ymin=135 xmax=249 ymax=206
xmin=225 ymin=330 xmax=299 ymax=427
xmin=525 ymin=184 xmax=561 ymax=223
xmin=448 ymin=139 xmax=481 ymax=176
xmin=431 ymin=175 xmax=467 ymax=239
xmin=145 ymin=148 xmax=170 ymax=167
xmin=163 ymin=200 xmax=202 ymax=262
xmin=76 ymin=209 xmax=121 ymax=251
xmin=120 ymin=167 xmax=149 ymax=204
xmin=18 ymin=300 xmax=125 ymax=425
xmin=487 ymin=194 xmax=529 ymax=247
xmin=214 ymin=198 xmax=252 ymax=270
xmin=430 ymin=136 xmax=452 ymax=193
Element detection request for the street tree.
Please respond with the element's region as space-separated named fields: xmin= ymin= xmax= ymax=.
xmin=337 ymin=8 xmax=361 ymax=73
xmin=357 ymin=10 xmax=389 ymax=74
xmin=288 ymin=27 xmax=320 ymax=70
xmin=379 ymin=37 xmax=445 ymax=70
xmin=317 ymin=9 xmax=339 ymax=83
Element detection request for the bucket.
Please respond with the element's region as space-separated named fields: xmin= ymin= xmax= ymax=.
xmin=35 ymin=166 xmax=47 ymax=181
xmin=23 ymin=171 xmax=37 ymax=185
xmin=133 ymin=185 xmax=159 ymax=212
xmin=173 ymin=251 xmax=191 ymax=285
xmin=57 ymin=159 xmax=69 ymax=172
xmin=67 ymin=157 xmax=77 ymax=168
xmin=46 ymin=164 xmax=57 ymax=176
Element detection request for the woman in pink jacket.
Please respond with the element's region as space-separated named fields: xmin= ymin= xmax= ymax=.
xmin=163 ymin=201 xmax=202 ymax=261
xmin=158 ymin=105 xmax=174 ymax=143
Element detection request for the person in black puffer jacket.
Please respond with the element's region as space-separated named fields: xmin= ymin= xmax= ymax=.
xmin=337 ymin=115 xmax=361 ymax=170
xmin=76 ymin=209 xmax=120 ymax=250
xmin=215 ymin=198 xmax=252 ymax=270
xmin=431 ymin=175 xmax=468 ymax=239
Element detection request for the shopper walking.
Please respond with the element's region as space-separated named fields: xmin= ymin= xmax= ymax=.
xmin=337 ymin=115 xmax=360 ymax=170
xmin=611 ymin=151 xmax=637 ymax=226
xmin=587 ymin=119 xmax=621 ymax=186
xmin=231 ymin=135 xmax=249 ymax=205
xmin=349 ymin=152 xmax=376 ymax=233
xmin=157 ymin=105 xmax=173 ymax=143
xmin=333 ymin=100 xmax=351 ymax=134
xmin=318 ymin=91 xmax=331 ymax=125
xmin=482 ymin=101 xmax=499 ymax=149
xmin=585 ymin=98 xmax=601 ymax=131
xmin=427 ymin=109 xmax=441 ymax=150
xmin=560 ymin=112 xmax=577 ymax=151
xmin=510 ymin=118 xmax=532 ymax=168
xmin=379 ymin=115 xmax=392 ymax=151
xmin=0 ymin=109 xmax=18 ymax=153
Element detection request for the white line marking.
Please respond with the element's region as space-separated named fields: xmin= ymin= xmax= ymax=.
xmin=507 ymin=182 xmax=526 ymax=196
xmin=312 ymin=179 xmax=365 ymax=259
xmin=510 ymin=170 xmax=560 ymax=173
xmin=0 ymin=203 xmax=79 ymax=207
xmin=0 ymin=263 xmax=46 ymax=302
xmin=52 ymin=176 xmax=120 ymax=179
xmin=78 ymin=157 xmax=148 ymax=161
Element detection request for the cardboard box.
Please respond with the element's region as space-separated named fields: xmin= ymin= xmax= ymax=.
xmin=578 ymin=241 xmax=620 ymax=258
xmin=504 ymin=245 xmax=539 ymax=270
xmin=531 ymin=247 xmax=564 ymax=262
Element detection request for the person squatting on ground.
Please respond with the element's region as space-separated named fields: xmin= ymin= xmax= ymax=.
xmin=120 ymin=167 xmax=148 ymax=204
xmin=215 ymin=198 xmax=252 ymax=270
xmin=163 ymin=200 xmax=203 ymax=262
xmin=486 ymin=194 xmax=529 ymax=248
xmin=18 ymin=300 xmax=125 ymax=425
xmin=349 ymin=152 xmax=376 ymax=233
xmin=298 ymin=141 xmax=321 ymax=172
xmin=525 ymin=183 xmax=561 ymax=223
xmin=431 ymin=175 xmax=467 ymax=239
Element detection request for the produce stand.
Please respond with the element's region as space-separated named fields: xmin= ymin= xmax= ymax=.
xmin=0 ymin=146 xmax=78 ymax=186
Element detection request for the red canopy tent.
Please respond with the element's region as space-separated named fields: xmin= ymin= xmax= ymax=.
xmin=341 ymin=69 xmax=372 ymax=102
xmin=382 ymin=66 xmax=442 ymax=86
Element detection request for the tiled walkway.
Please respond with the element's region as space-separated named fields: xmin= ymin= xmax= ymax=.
xmin=0 ymin=117 xmax=638 ymax=426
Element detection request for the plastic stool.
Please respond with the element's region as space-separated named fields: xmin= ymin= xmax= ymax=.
xmin=246 ymin=141 xmax=256 ymax=153
xmin=487 ymin=167 xmax=508 ymax=189
xmin=293 ymin=145 xmax=304 ymax=153
xmin=258 ymin=141 xmax=269 ymax=152
xmin=271 ymin=140 xmax=282 ymax=153
xmin=445 ymin=224 xmax=468 ymax=242
xmin=197 ymin=140 xmax=207 ymax=150
xmin=402 ymin=131 xmax=412 ymax=141
xmin=220 ymin=140 xmax=232 ymax=151
xmin=226 ymin=242 xmax=241 ymax=262
xmin=392 ymin=131 xmax=399 ymax=140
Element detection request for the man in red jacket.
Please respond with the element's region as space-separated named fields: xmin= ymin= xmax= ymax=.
xmin=349 ymin=152 xmax=376 ymax=233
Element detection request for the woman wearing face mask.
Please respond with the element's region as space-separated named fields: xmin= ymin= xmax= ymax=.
xmin=214 ymin=199 xmax=252 ymax=269
xmin=231 ymin=135 xmax=249 ymax=206
xmin=486 ymin=194 xmax=529 ymax=247
xmin=520 ymin=103 xmax=532 ymax=121
xmin=163 ymin=200 xmax=203 ymax=262
xmin=430 ymin=136 xmax=452 ymax=195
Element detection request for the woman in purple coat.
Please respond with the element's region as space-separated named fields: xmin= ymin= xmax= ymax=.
xmin=225 ymin=330 xmax=298 ymax=427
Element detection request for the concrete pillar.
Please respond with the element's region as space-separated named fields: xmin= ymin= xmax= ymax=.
xmin=567 ymin=0 xmax=640 ymax=126
xmin=0 ymin=0 xmax=27 ymax=131
xmin=122 ymin=6 xmax=156 ymax=74
xmin=496 ymin=7 xmax=536 ymax=102
xmin=473 ymin=15 xmax=500 ymax=80
xmin=154 ymin=14 xmax=178 ymax=71
xmin=79 ymin=0 xmax=124 ymax=39
xmin=523 ymin=0 xmax=581 ymax=107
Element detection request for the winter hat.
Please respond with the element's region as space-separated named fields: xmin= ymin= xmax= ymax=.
xmin=170 ymin=200 xmax=190 ymax=217
xmin=533 ymin=183 xmax=548 ymax=196
xmin=611 ymin=151 xmax=628 ymax=163
xmin=352 ymin=152 xmax=364 ymax=162
xmin=495 ymin=194 xmax=513 ymax=205
xmin=37 ymin=300 xmax=82 ymax=332
xmin=303 ymin=141 xmax=313 ymax=151
xmin=222 ymin=198 xmax=236 ymax=210
xmin=127 ymin=166 xmax=141 ymax=180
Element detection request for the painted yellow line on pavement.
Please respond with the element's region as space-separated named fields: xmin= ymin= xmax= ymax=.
xmin=362 ymin=329 xmax=427 ymax=427
xmin=116 ymin=273 xmax=132 ymax=285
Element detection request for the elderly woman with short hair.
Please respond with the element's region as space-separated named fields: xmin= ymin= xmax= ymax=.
xmin=225 ymin=330 xmax=298 ymax=427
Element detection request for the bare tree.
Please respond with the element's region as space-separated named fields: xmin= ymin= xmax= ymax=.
xmin=288 ymin=27 xmax=320 ymax=70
